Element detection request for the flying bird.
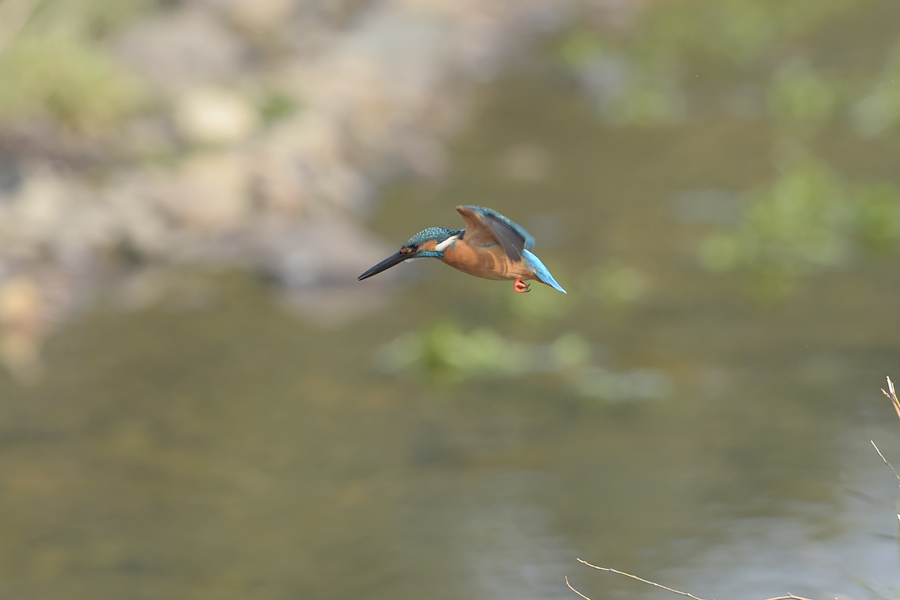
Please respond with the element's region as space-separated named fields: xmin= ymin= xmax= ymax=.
xmin=358 ymin=205 xmax=566 ymax=294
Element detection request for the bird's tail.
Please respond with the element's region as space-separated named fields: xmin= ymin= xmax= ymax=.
xmin=522 ymin=250 xmax=567 ymax=294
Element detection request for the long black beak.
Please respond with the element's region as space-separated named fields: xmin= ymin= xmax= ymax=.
xmin=358 ymin=251 xmax=411 ymax=281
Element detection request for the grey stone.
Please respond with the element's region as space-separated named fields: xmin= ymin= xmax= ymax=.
xmin=112 ymin=6 xmax=247 ymax=93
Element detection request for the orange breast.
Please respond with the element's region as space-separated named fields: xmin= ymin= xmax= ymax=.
xmin=440 ymin=241 xmax=534 ymax=281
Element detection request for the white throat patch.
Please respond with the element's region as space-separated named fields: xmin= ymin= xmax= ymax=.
xmin=435 ymin=235 xmax=459 ymax=252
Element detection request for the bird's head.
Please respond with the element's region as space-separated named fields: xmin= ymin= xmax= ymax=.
xmin=358 ymin=227 xmax=461 ymax=281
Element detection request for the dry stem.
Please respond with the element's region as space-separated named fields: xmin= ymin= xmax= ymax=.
xmin=875 ymin=376 xmax=900 ymax=526
xmin=870 ymin=440 xmax=900 ymax=484
xmin=567 ymin=558 xmax=816 ymax=600
xmin=882 ymin=376 xmax=900 ymax=421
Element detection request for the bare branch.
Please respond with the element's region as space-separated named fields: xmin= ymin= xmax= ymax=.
xmin=881 ymin=376 xmax=900 ymax=421
xmin=871 ymin=440 xmax=900 ymax=484
xmin=572 ymin=559 xmax=817 ymax=600
xmin=576 ymin=558 xmax=712 ymax=600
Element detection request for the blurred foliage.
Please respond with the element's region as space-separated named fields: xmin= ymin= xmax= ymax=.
xmin=638 ymin=0 xmax=858 ymax=64
xmin=556 ymin=0 xmax=860 ymax=126
xmin=851 ymin=42 xmax=900 ymax=137
xmin=0 ymin=0 xmax=152 ymax=134
xmin=570 ymin=366 xmax=673 ymax=403
xmin=376 ymin=321 xmax=532 ymax=384
xmin=258 ymin=88 xmax=301 ymax=126
xmin=767 ymin=60 xmax=841 ymax=129
xmin=557 ymin=31 xmax=685 ymax=126
xmin=376 ymin=320 xmax=671 ymax=403
xmin=37 ymin=0 xmax=155 ymax=36
xmin=0 ymin=34 xmax=147 ymax=133
xmin=699 ymin=153 xmax=900 ymax=295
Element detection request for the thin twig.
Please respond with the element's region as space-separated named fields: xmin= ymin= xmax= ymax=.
xmin=576 ymin=558 xmax=712 ymax=600
xmin=882 ymin=376 xmax=900 ymax=421
xmin=871 ymin=440 xmax=900 ymax=484
xmin=875 ymin=376 xmax=900 ymax=517
xmin=565 ymin=576 xmax=592 ymax=600
xmin=571 ymin=559 xmax=817 ymax=600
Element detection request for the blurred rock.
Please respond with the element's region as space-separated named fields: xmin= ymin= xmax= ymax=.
xmin=7 ymin=166 xmax=69 ymax=241
xmin=121 ymin=116 xmax=179 ymax=158
xmin=112 ymin=6 xmax=246 ymax=93
xmin=104 ymin=172 xmax=178 ymax=258
xmin=0 ymin=277 xmax=42 ymax=332
xmin=154 ymin=152 xmax=251 ymax=233
xmin=256 ymin=113 xmax=370 ymax=213
xmin=246 ymin=136 xmax=312 ymax=217
xmin=262 ymin=218 xmax=393 ymax=288
xmin=0 ymin=165 xmax=81 ymax=264
xmin=174 ymin=87 xmax=259 ymax=146
xmin=0 ymin=276 xmax=45 ymax=382
xmin=220 ymin=0 xmax=297 ymax=36
xmin=259 ymin=217 xmax=399 ymax=323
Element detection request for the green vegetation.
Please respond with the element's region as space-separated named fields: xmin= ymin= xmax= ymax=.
xmin=699 ymin=154 xmax=900 ymax=295
xmin=258 ymin=88 xmax=300 ymax=126
xmin=0 ymin=0 xmax=152 ymax=134
xmin=38 ymin=0 xmax=154 ymax=36
xmin=851 ymin=43 xmax=900 ymax=137
xmin=556 ymin=0 xmax=859 ymax=126
xmin=767 ymin=60 xmax=841 ymax=129
xmin=376 ymin=320 xmax=671 ymax=402
xmin=555 ymin=0 xmax=900 ymax=137
xmin=637 ymin=0 xmax=858 ymax=64
xmin=376 ymin=321 xmax=533 ymax=383
xmin=0 ymin=34 xmax=146 ymax=133
xmin=555 ymin=30 xmax=685 ymax=126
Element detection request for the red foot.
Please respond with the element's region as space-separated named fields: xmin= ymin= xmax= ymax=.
xmin=513 ymin=278 xmax=530 ymax=293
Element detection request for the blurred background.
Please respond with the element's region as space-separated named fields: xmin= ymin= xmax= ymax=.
xmin=1 ymin=0 xmax=900 ymax=598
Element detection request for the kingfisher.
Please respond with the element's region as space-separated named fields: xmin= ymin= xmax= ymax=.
xmin=358 ymin=205 xmax=566 ymax=294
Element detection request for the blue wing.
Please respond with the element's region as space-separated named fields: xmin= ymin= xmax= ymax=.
xmin=456 ymin=205 xmax=535 ymax=262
